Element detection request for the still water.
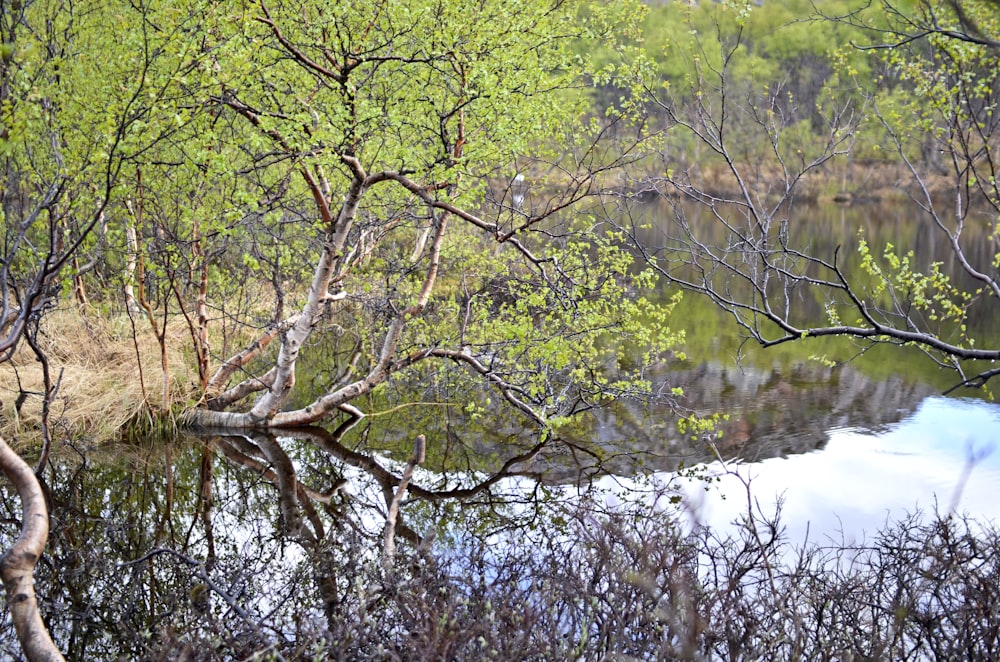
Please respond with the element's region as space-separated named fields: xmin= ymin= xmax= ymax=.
xmin=1 ymin=200 xmax=998 ymax=657
xmin=300 ymin=197 xmax=1000 ymax=539
xmin=672 ymin=395 xmax=1000 ymax=544
xmin=291 ymin=197 xmax=1000 ymax=544
xmin=635 ymin=198 xmax=1000 ymax=542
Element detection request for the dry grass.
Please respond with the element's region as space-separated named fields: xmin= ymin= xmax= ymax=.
xmin=0 ymin=308 xmax=203 ymax=444
xmin=684 ymin=158 xmax=939 ymax=203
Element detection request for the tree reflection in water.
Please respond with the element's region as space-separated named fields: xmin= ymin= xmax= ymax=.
xmin=2 ymin=427 xmax=1000 ymax=660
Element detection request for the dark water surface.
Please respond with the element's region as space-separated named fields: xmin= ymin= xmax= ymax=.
xmin=2 ymin=201 xmax=999 ymax=657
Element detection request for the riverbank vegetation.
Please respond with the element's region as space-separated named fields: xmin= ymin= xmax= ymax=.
xmin=616 ymin=0 xmax=1000 ymax=396
xmin=0 ymin=311 xmax=200 ymax=443
xmin=3 ymin=0 xmax=682 ymax=440
xmin=5 ymin=0 xmax=1000 ymax=441
xmin=4 ymin=0 xmax=1000 ymax=659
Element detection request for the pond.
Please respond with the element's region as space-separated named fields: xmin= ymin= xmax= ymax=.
xmin=2 ymin=200 xmax=1000 ymax=659
xmin=619 ymin=197 xmax=1000 ymax=544
xmin=673 ymin=395 xmax=1000 ymax=544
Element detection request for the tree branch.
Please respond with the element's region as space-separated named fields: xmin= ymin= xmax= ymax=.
xmin=0 ymin=437 xmax=65 ymax=662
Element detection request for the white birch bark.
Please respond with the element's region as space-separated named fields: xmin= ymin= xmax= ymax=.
xmin=246 ymin=176 xmax=366 ymax=423
xmin=0 ymin=437 xmax=65 ymax=662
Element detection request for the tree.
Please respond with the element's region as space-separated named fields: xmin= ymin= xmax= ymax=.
xmin=0 ymin=1 xmax=225 ymax=657
xmin=0 ymin=1 xmax=688 ymax=654
xmin=149 ymin=0 xmax=679 ymax=432
xmin=623 ymin=0 xmax=1000 ymax=394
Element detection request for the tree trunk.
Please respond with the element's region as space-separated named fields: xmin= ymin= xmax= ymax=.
xmin=245 ymin=174 xmax=366 ymax=423
xmin=0 ymin=437 xmax=65 ymax=662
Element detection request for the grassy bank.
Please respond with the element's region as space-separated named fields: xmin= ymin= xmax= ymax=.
xmin=660 ymin=158 xmax=954 ymax=204
xmin=0 ymin=308 xmax=202 ymax=446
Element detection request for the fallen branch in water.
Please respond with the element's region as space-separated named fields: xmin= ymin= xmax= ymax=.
xmin=0 ymin=437 xmax=65 ymax=661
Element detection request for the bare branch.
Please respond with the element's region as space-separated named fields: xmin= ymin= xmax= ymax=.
xmin=0 ymin=437 xmax=65 ymax=662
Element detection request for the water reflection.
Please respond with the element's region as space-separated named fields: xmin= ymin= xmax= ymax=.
xmin=676 ymin=396 xmax=1000 ymax=545
xmin=0 ymin=429 xmax=554 ymax=658
xmin=5 ymin=198 xmax=1000 ymax=656
xmin=3 ymin=391 xmax=998 ymax=657
xmin=614 ymin=198 xmax=1000 ymax=541
xmin=633 ymin=197 xmax=1000 ymax=337
xmin=577 ymin=353 xmax=940 ymax=479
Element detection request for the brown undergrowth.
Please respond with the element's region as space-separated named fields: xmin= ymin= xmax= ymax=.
xmin=677 ymin=159 xmax=954 ymax=203
xmin=0 ymin=308 xmax=203 ymax=445
xmin=578 ymin=157 xmax=955 ymax=204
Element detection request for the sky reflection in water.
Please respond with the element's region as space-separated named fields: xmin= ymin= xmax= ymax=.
xmin=674 ymin=396 xmax=1000 ymax=545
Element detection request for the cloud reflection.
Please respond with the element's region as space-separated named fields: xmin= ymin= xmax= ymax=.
xmin=675 ymin=396 xmax=1000 ymax=545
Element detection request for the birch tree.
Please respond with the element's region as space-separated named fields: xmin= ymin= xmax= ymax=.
xmin=0 ymin=1 xmax=223 ymax=657
xmin=166 ymin=0 xmax=679 ymax=431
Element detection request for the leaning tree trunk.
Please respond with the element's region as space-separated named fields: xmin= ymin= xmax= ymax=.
xmin=182 ymin=170 xmax=368 ymax=430
xmin=0 ymin=437 xmax=65 ymax=662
